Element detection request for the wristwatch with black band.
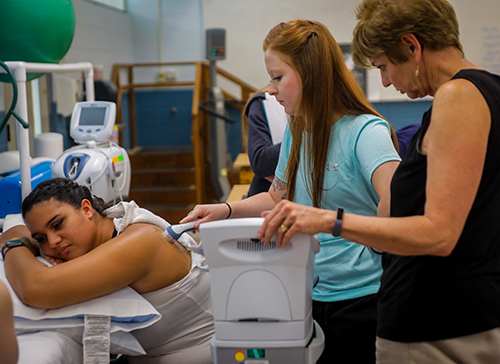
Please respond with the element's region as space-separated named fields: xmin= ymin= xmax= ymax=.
xmin=332 ymin=207 xmax=344 ymax=237
xmin=2 ymin=239 xmax=28 ymax=259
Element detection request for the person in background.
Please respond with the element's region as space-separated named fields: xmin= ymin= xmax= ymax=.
xmin=1 ymin=178 xmax=214 ymax=364
xmin=242 ymin=86 xmax=288 ymax=196
xmin=256 ymin=0 xmax=500 ymax=362
xmin=0 ymin=280 xmax=18 ymax=364
xmin=181 ymin=19 xmax=401 ymax=363
xmin=395 ymin=123 xmax=420 ymax=158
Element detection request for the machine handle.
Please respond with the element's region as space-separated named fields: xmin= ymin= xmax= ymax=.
xmin=68 ymin=158 xmax=80 ymax=180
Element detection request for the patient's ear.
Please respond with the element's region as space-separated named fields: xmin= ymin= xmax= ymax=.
xmin=80 ymin=199 xmax=94 ymax=219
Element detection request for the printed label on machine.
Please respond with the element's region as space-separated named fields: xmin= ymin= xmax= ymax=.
xmin=83 ymin=314 xmax=111 ymax=364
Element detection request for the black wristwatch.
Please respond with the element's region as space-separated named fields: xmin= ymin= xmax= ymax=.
xmin=2 ymin=239 xmax=28 ymax=259
xmin=332 ymin=207 xmax=344 ymax=237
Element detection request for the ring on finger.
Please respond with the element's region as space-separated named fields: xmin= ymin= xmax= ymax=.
xmin=281 ymin=224 xmax=289 ymax=233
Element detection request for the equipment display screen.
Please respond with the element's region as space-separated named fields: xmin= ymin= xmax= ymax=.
xmin=211 ymin=29 xmax=225 ymax=47
xmin=247 ymin=349 xmax=265 ymax=358
xmin=79 ymin=107 xmax=107 ymax=126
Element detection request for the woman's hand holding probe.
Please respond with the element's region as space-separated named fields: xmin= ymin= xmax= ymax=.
xmin=179 ymin=202 xmax=233 ymax=229
xmin=257 ymin=200 xmax=337 ymax=248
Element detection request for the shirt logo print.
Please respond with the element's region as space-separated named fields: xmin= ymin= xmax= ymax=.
xmin=326 ymin=162 xmax=339 ymax=172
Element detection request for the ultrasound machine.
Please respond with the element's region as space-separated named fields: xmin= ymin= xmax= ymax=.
xmin=52 ymin=101 xmax=131 ymax=203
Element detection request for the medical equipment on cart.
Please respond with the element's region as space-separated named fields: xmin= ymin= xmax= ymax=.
xmin=52 ymin=101 xmax=131 ymax=203
xmin=199 ymin=218 xmax=325 ymax=364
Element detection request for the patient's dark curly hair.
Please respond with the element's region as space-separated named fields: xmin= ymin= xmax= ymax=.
xmin=21 ymin=178 xmax=110 ymax=219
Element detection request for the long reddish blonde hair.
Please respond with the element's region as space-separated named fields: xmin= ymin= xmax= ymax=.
xmin=263 ymin=19 xmax=398 ymax=206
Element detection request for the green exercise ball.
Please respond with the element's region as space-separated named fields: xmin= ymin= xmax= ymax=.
xmin=0 ymin=0 xmax=75 ymax=82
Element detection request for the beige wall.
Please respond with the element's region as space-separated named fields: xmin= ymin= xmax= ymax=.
xmin=203 ymin=0 xmax=500 ymax=101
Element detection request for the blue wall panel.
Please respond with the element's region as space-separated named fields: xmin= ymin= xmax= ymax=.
xmin=373 ymin=100 xmax=432 ymax=130
xmin=121 ymin=90 xmax=431 ymax=161
xmin=122 ymin=89 xmax=194 ymax=149
xmin=122 ymin=88 xmax=243 ymax=161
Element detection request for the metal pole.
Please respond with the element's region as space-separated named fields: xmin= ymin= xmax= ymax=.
xmin=208 ymin=60 xmax=230 ymax=201
xmin=85 ymin=66 xmax=95 ymax=101
xmin=12 ymin=63 xmax=31 ymax=199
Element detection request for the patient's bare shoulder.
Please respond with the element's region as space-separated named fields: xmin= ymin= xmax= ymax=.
xmin=114 ymin=223 xmax=172 ymax=249
xmin=111 ymin=223 xmax=191 ymax=293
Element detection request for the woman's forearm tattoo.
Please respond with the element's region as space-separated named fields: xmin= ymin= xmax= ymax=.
xmin=272 ymin=178 xmax=287 ymax=200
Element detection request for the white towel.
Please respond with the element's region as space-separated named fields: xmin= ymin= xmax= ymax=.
xmin=105 ymin=200 xmax=169 ymax=235
xmin=104 ymin=201 xmax=206 ymax=268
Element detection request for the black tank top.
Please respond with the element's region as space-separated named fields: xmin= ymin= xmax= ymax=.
xmin=379 ymin=69 xmax=500 ymax=342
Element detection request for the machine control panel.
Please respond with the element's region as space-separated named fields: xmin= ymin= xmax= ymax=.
xmin=206 ymin=28 xmax=226 ymax=60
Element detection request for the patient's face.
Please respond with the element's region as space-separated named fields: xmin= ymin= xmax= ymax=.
xmin=25 ymin=198 xmax=97 ymax=261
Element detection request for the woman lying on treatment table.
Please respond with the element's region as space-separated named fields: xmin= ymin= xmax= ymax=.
xmin=0 ymin=178 xmax=214 ymax=364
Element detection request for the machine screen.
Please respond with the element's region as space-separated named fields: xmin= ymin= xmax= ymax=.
xmin=247 ymin=349 xmax=265 ymax=358
xmin=211 ymin=30 xmax=225 ymax=47
xmin=70 ymin=101 xmax=116 ymax=143
xmin=79 ymin=107 xmax=107 ymax=126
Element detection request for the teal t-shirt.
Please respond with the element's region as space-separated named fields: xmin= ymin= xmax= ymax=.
xmin=275 ymin=114 xmax=401 ymax=302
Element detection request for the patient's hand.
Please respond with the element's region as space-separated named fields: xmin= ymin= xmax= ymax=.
xmin=1 ymin=225 xmax=40 ymax=257
xmin=0 ymin=225 xmax=33 ymax=246
xmin=42 ymin=254 xmax=67 ymax=266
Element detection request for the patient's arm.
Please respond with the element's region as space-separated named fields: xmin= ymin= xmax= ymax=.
xmin=0 ymin=282 xmax=18 ymax=364
xmin=4 ymin=223 xmax=190 ymax=309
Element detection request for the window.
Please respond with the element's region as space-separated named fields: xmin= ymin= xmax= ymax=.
xmin=85 ymin=0 xmax=126 ymax=12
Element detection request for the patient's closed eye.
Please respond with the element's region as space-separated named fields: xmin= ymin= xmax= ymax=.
xmin=53 ymin=219 xmax=63 ymax=229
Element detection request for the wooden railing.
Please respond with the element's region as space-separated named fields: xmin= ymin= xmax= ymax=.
xmin=110 ymin=61 xmax=257 ymax=204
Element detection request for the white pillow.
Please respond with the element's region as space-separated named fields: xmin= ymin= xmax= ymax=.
xmin=17 ymin=331 xmax=84 ymax=364
xmin=0 ymin=259 xmax=161 ymax=356
xmin=2 ymin=213 xmax=25 ymax=231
